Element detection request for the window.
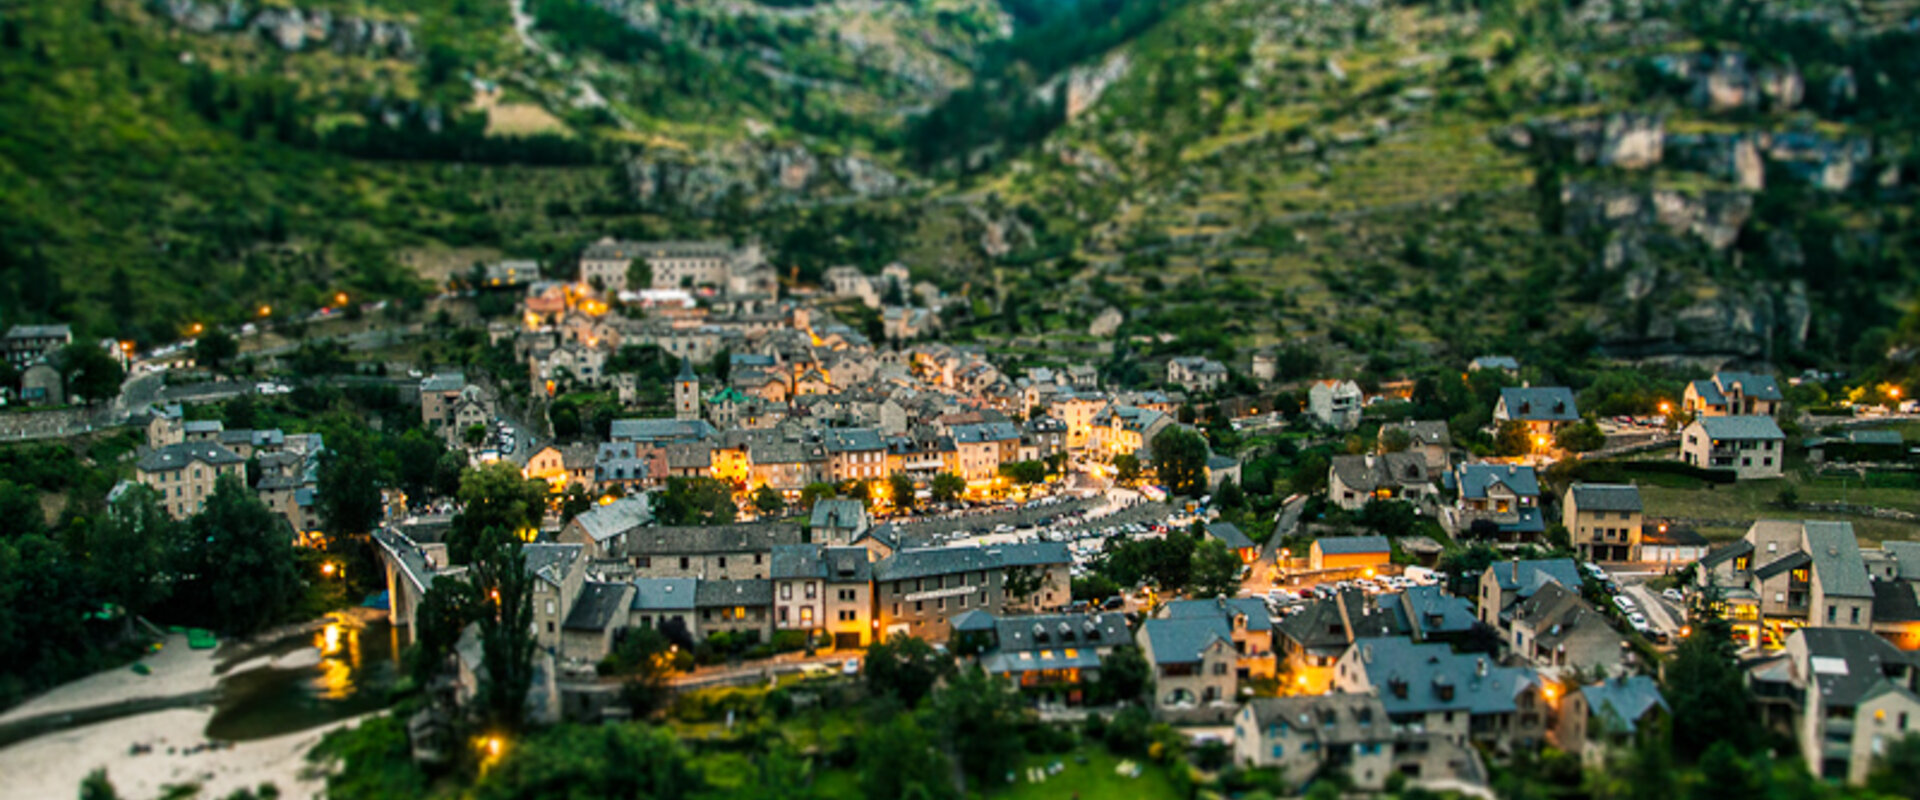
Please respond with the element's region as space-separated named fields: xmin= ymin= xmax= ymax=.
xmin=1852 ymin=607 xmax=1861 ymax=624
xmin=915 ymin=601 xmax=923 ymax=612
xmin=781 ymin=584 xmax=792 ymax=601
xmin=545 ymin=600 xmax=555 ymax=615
xmin=755 ymin=554 xmax=763 ymax=564
xmin=1829 ymin=606 xmax=1838 ymax=623
xmin=1213 ymin=663 xmax=1228 ymax=676
xmin=1271 ymin=745 xmax=1284 ymax=759
xmin=679 ymin=557 xmax=690 ymax=570
xmin=806 ymin=582 xmax=817 ymax=600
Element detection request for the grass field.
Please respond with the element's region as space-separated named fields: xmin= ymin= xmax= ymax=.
xmin=1636 ymin=471 xmax=1920 ymax=546
xmin=992 ymin=748 xmax=1183 ymax=800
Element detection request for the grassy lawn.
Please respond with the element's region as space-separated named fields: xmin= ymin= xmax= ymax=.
xmin=1637 ymin=473 xmax=1920 ymax=546
xmin=985 ymin=748 xmax=1182 ymax=800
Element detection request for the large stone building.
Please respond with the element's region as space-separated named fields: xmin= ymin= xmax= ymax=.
xmin=578 ymin=238 xmax=765 ymax=292
xmin=1564 ymin=483 xmax=1644 ymax=562
xmin=770 ymin=544 xmax=875 ymax=650
xmin=1696 ymin=520 xmax=1874 ymax=647
xmin=1684 ymin=371 xmax=1784 ymax=417
xmin=1681 ymin=415 xmax=1786 ymax=479
xmin=136 ymin=441 xmax=247 ymax=519
xmin=871 ymin=542 xmax=1071 ymax=642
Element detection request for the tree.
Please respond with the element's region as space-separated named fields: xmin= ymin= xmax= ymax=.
xmin=1151 ymin=427 xmax=1210 ymax=497
xmin=928 ymin=473 xmax=966 ymax=504
xmin=1495 ymin=420 xmax=1533 ymax=457
xmin=463 ymin=424 xmax=487 ymax=448
xmin=1090 ymin=645 xmax=1151 ymax=705
xmin=653 ymin=477 xmax=736 ymax=526
xmin=407 ymin=576 xmax=475 ymax=689
xmin=431 ymin=451 xmax=466 ymax=500
xmin=177 ymin=475 xmax=301 ymax=635
xmin=1189 ymin=538 xmax=1242 ymax=598
xmin=1555 ymin=419 xmax=1606 ymax=453
xmin=1290 ymin=452 xmax=1329 ymax=495
xmin=83 ymin=485 xmax=180 ymax=617
xmin=752 ymin=485 xmax=785 ymax=517
xmin=1113 ymin=453 xmax=1142 ymax=485
xmin=79 ymin=769 xmax=121 ymax=800
xmin=864 ymin=634 xmax=952 ymax=708
xmin=799 ymin=482 xmax=838 ymax=509
xmin=392 ymin=430 xmax=446 ymax=503
xmin=475 ymin=724 xmax=704 ymax=800
xmin=1665 ymin=581 xmax=1757 ymax=762
xmin=857 ymin=714 xmax=955 ymax=800
xmin=1357 ymin=499 xmax=1417 ymax=539
xmin=318 ymin=426 xmax=384 ymax=535
xmin=998 ymin=459 xmax=1047 ymax=486
xmin=0 ymin=478 xmax=45 ymax=538
xmin=469 ymin=527 xmax=537 ymax=732
xmin=195 ymin=328 xmax=239 ymax=372
xmin=625 ymin=259 xmax=653 ymax=292
xmin=601 ymin=626 xmax=676 ymax=717
xmin=59 ymin=343 xmax=124 ymax=405
xmin=559 ymin=484 xmax=594 ymax=524
xmin=1214 ymin=479 xmax=1246 ymax=511
xmin=888 ymin=473 xmax=917 ymax=512
xmin=1868 ymin=732 xmax=1920 ymax=798
xmin=1378 ymin=427 xmax=1413 ymax=453
xmin=449 ymin=463 xmax=547 ymax=565
xmin=933 ymin=667 xmax=1026 ymax=790
xmin=1002 ymin=565 xmax=1047 ymax=610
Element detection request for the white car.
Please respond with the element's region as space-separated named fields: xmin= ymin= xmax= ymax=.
xmin=1628 ymin=613 xmax=1650 ymax=632
xmin=842 ymin=658 xmax=860 ymax=676
xmin=1612 ymin=595 xmax=1637 ymax=613
xmin=1662 ymin=588 xmax=1686 ymax=602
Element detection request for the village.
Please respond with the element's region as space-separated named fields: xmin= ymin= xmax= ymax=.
xmin=4 ymin=237 xmax=1920 ymax=799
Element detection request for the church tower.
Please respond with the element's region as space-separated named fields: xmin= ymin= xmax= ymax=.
xmin=674 ymin=356 xmax=701 ymax=421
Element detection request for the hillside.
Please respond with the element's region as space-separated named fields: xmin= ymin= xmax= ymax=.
xmin=3 ymin=0 xmax=1919 ymax=380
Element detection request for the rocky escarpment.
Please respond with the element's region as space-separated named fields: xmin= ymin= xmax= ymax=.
xmin=149 ymin=0 xmax=416 ymax=57
xmin=621 ymin=140 xmax=912 ymax=215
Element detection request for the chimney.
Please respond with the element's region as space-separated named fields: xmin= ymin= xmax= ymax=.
xmin=1511 ymin=557 xmax=1520 ymax=583
xmin=1362 ymin=644 xmax=1373 ymax=664
xmin=1476 ymin=657 xmax=1488 ymax=678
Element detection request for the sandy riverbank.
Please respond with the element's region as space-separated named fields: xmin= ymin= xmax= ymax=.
xmin=0 ymin=634 xmax=219 ymax=727
xmin=0 ymin=708 xmax=362 ymax=800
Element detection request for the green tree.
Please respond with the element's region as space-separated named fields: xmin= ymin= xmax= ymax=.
xmin=1378 ymin=427 xmax=1413 ymax=453
xmin=318 ymin=426 xmax=383 ymax=535
xmin=431 ymin=451 xmax=466 ymax=500
xmin=194 ymin=328 xmax=239 ymax=372
xmin=888 ymin=472 xmax=917 ymax=512
xmin=625 ymin=259 xmax=653 ymax=292
xmin=1867 ymin=732 xmax=1920 ymax=798
xmin=1290 ymin=452 xmax=1329 ymax=496
xmin=1002 ymin=564 xmax=1048 ymax=610
xmin=1151 ymin=426 xmax=1210 ymax=497
xmin=998 ymin=459 xmax=1047 ymax=485
xmin=475 ymin=724 xmax=703 ymax=800
xmin=1215 ymin=479 xmax=1246 ymax=511
xmin=864 ymin=634 xmax=952 ymax=708
xmin=1113 ymin=453 xmax=1142 ymax=485
xmin=929 ymin=473 xmax=966 ymax=504
xmin=59 ymin=343 xmax=125 ymax=405
xmin=1555 ymin=419 xmax=1606 ymax=453
xmin=407 ymin=576 xmax=475 ymax=690
xmin=1495 ymin=420 xmax=1533 ymax=457
xmin=1090 ymin=645 xmax=1151 ymax=705
xmin=79 ymin=769 xmax=121 ymax=800
xmin=178 ymin=475 xmax=301 ymax=635
xmin=0 ymin=479 xmax=46 ymax=539
xmin=799 ymin=481 xmax=839 ymax=509
xmin=308 ymin=716 xmax=429 ymax=800
xmin=463 ymin=424 xmax=487 ymax=448
xmin=392 ymin=429 xmax=446 ymax=503
xmin=1357 ymin=499 xmax=1417 ymax=539
xmin=449 ymin=463 xmax=546 ymax=564
xmin=1189 ymin=538 xmax=1242 ymax=598
xmin=1666 ymin=581 xmax=1756 ymax=761
xmin=83 ymin=484 xmax=180 ymax=617
xmin=752 ymin=485 xmax=785 ymax=517
xmin=601 ymin=626 xmax=676 ymax=717
xmin=857 ymin=714 xmax=955 ymax=800
xmin=559 ymin=483 xmax=594 ymax=524
xmin=654 ymin=476 xmax=736 ymax=526
xmin=933 ymin=667 xmax=1026 ymax=790
xmin=470 ymin=527 xmax=537 ymax=732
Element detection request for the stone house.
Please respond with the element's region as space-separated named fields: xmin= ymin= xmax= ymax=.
xmin=1138 ymin=617 xmax=1241 ymax=721
xmin=1564 ymin=483 xmax=1643 ymax=563
xmin=136 ymin=441 xmax=247 ymax=519
xmin=1684 ymin=371 xmax=1783 ymax=417
xmin=770 ymin=544 xmax=875 ymax=650
xmin=1328 ymin=452 xmax=1431 ymax=511
xmin=1333 ymin=637 xmax=1548 ymax=752
xmin=1555 ymin=676 xmax=1668 ymax=770
xmin=1681 ymin=415 xmax=1785 ymax=479
xmin=1308 ymin=380 xmax=1363 ymax=430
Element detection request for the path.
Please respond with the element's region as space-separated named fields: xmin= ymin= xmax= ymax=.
xmin=1624 ymin=582 xmax=1681 ymax=637
xmin=0 ymin=708 xmax=366 ymax=800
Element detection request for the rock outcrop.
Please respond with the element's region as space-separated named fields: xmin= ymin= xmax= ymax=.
xmin=150 ymin=0 xmax=415 ymax=58
xmin=622 ymin=140 xmax=909 ymax=215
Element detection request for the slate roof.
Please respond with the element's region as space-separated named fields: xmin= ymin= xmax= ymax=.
xmin=1141 ymin=617 xmax=1234 ymax=665
xmin=1641 ymin=524 xmax=1708 ymax=547
xmin=562 ymin=582 xmax=630 ymax=631
xmin=952 ymin=609 xmax=998 ymax=632
xmin=1700 ymin=538 xmax=1754 ymax=569
xmin=420 ymin=372 xmax=466 ymax=393
xmin=1205 ymin=521 xmax=1255 ymax=551
xmin=1579 ymin=676 xmax=1667 ymax=735
xmin=1697 ymin=415 xmax=1785 ymax=440
xmin=1315 ymin=535 xmax=1391 ymax=556
xmin=183 ymin=420 xmax=225 ymax=435
xmin=1510 ymin=582 xmax=1615 ymax=652
xmin=1392 ymin=585 xmax=1479 ymax=635
xmin=809 ymin=499 xmax=868 ymax=530
xmin=664 ymin=442 xmax=712 ymax=470
xmin=1458 ymin=463 xmax=1541 ymax=499
xmin=823 ymin=428 xmax=886 ymax=452
xmin=570 ymin=496 xmax=652 ymax=543
xmin=1805 ymin=521 xmax=1871 ymax=598
xmin=1569 ymin=483 xmax=1643 ymax=513
xmin=136 ymin=441 xmax=244 ymax=472
xmin=1329 ymin=452 xmax=1430 ymax=493
xmin=1752 ymin=550 xmax=1812 ymax=581
xmin=610 ymin=418 xmax=716 ymax=443
xmin=990 ymin=612 xmax=1132 ymax=654
xmin=769 ymin=544 xmax=872 ymax=582
xmin=695 ymin=579 xmax=774 ymax=607
xmin=631 ymin=577 xmax=698 ymax=611
xmin=622 ymin=524 xmax=804 ymax=556
xmin=5 ymin=323 xmax=72 ymax=340
xmin=1391 ymin=420 xmax=1452 ymax=447
xmin=1872 ymin=581 xmax=1920 ymax=623
xmin=1162 ymin=597 xmax=1272 ymax=633
xmin=1470 ymin=356 xmax=1519 ymax=371
xmin=950 ymin=421 xmax=1022 ymax=443
xmin=1882 ymin=541 xmax=1920 ymax=581
xmin=873 ymin=542 xmax=1070 ymax=582
xmin=1352 ymin=637 xmax=1540 ymax=716
xmin=1499 ymin=387 xmax=1579 ymax=422
xmin=1797 ymin=628 xmax=1915 ymax=706
xmin=1712 ymin=371 xmax=1784 ymax=402
xmin=1489 ymin=559 xmax=1582 ymax=599
xmin=523 ymin=543 xmax=583 ymax=587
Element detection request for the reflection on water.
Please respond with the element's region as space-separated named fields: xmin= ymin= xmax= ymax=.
xmin=205 ymin=613 xmax=400 ymax=741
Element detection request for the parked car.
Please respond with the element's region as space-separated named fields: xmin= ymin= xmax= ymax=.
xmin=842 ymin=658 xmax=861 ymax=677
xmin=1103 ymin=596 xmax=1126 ymax=610
xmin=1613 ymin=595 xmax=1637 ymax=613
xmin=1628 ymin=613 xmax=1650 ymax=632
xmin=1662 ymin=588 xmax=1686 ymax=602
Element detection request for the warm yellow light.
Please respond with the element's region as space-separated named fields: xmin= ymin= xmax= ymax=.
xmin=1295 ymin=674 xmax=1308 ymax=686
xmin=321 ymin=562 xmax=337 ymax=577
xmin=1893 ymin=388 xmax=1904 ymax=399
xmin=1659 ymin=402 xmax=1671 ymax=414
xmin=188 ymin=322 xmax=204 ymax=335
xmin=1533 ymin=436 xmax=1548 ymax=448
xmin=598 ymin=495 xmax=615 ymax=506
xmin=1680 ymin=625 xmax=1692 ymax=638
xmin=259 ymin=305 xmax=272 ymax=317
xmin=489 ymin=589 xmax=501 ymax=603
xmin=1363 ymin=568 xmax=1376 ymax=578
xmin=333 ymin=292 xmax=349 ymax=307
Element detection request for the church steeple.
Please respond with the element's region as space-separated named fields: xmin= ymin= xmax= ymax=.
xmin=674 ymin=356 xmax=701 ymax=421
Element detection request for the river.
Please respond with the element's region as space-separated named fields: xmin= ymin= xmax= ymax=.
xmin=204 ymin=613 xmax=401 ymax=742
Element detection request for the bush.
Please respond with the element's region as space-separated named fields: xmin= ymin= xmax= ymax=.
xmin=770 ymin=630 xmax=808 ymax=653
xmin=1104 ymin=706 xmax=1154 ymax=756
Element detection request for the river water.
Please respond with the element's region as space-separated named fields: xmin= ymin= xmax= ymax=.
xmin=205 ymin=613 xmax=401 ymax=741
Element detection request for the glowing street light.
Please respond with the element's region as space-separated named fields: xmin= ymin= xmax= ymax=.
xmin=188 ymin=322 xmax=204 ymax=336
xmin=320 ymin=562 xmax=337 ymax=578
xmin=258 ymin=304 xmax=272 ymax=317
xmin=333 ymin=292 xmax=350 ymax=307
